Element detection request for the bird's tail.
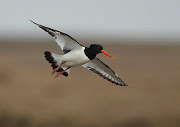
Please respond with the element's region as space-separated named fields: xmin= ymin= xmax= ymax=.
xmin=44 ymin=51 xmax=70 ymax=77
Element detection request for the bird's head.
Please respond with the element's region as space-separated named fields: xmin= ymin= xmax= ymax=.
xmin=89 ymin=44 xmax=115 ymax=59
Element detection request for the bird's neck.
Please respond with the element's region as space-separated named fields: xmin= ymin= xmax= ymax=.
xmin=84 ymin=47 xmax=97 ymax=60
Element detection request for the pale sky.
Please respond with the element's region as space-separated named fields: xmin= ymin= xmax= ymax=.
xmin=1 ymin=0 xmax=180 ymax=43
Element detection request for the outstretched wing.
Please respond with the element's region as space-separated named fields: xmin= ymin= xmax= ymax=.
xmin=82 ymin=58 xmax=127 ymax=86
xmin=30 ymin=20 xmax=83 ymax=53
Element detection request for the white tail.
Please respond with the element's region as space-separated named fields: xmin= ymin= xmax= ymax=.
xmin=44 ymin=51 xmax=70 ymax=77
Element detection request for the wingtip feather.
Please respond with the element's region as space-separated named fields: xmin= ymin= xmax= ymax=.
xmin=29 ymin=20 xmax=40 ymax=26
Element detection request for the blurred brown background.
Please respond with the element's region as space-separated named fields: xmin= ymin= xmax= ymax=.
xmin=0 ymin=40 xmax=180 ymax=127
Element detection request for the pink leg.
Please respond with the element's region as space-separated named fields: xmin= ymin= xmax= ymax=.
xmin=55 ymin=67 xmax=71 ymax=78
xmin=52 ymin=61 xmax=66 ymax=75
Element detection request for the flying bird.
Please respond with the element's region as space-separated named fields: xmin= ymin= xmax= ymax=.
xmin=31 ymin=20 xmax=127 ymax=86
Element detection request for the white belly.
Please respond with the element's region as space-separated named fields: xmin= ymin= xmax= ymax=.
xmin=62 ymin=47 xmax=90 ymax=67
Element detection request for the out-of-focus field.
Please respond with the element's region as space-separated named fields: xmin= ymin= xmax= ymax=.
xmin=0 ymin=42 xmax=180 ymax=127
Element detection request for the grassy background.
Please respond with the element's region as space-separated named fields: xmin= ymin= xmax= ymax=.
xmin=0 ymin=42 xmax=180 ymax=127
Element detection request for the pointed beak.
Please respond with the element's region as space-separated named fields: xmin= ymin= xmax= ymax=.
xmin=101 ymin=50 xmax=115 ymax=59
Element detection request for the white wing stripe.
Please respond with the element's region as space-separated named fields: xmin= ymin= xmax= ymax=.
xmin=31 ymin=20 xmax=83 ymax=54
xmin=82 ymin=58 xmax=127 ymax=86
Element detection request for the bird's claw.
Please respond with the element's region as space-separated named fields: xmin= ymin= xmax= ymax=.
xmin=54 ymin=72 xmax=63 ymax=78
xmin=52 ymin=68 xmax=58 ymax=75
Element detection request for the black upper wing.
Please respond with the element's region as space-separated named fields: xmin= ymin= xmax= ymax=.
xmin=30 ymin=20 xmax=83 ymax=53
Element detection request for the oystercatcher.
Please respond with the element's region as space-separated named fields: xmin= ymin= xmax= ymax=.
xmin=31 ymin=20 xmax=127 ymax=86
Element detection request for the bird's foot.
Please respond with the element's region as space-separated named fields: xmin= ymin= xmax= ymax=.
xmin=51 ymin=68 xmax=59 ymax=75
xmin=54 ymin=67 xmax=71 ymax=78
xmin=54 ymin=71 xmax=64 ymax=78
xmin=51 ymin=61 xmax=66 ymax=75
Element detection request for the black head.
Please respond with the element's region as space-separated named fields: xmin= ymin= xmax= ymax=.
xmin=89 ymin=44 xmax=103 ymax=54
xmin=84 ymin=44 xmax=114 ymax=60
xmin=84 ymin=44 xmax=103 ymax=60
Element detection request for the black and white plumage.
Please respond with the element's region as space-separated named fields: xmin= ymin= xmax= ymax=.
xmin=82 ymin=58 xmax=126 ymax=85
xmin=31 ymin=20 xmax=127 ymax=86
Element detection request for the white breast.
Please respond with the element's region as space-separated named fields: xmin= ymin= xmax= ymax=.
xmin=62 ymin=47 xmax=90 ymax=67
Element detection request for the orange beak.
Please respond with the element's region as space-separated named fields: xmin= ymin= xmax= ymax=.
xmin=101 ymin=50 xmax=115 ymax=59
